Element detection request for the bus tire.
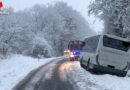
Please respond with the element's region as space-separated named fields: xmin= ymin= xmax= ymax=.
xmin=86 ymin=58 xmax=90 ymax=70
xmin=80 ymin=57 xmax=84 ymax=68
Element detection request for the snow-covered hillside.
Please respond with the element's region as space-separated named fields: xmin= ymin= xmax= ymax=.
xmin=68 ymin=61 xmax=130 ymax=90
xmin=0 ymin=55 xmax=55 ymax=90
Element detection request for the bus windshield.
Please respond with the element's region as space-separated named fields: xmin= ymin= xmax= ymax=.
xmin=103 ymin=35 xmax=130 ymax=52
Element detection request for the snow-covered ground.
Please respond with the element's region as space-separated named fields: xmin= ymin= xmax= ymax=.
xmin=1 ymin=55 xmax=130 ymax=90
xmin=68 ymin=61 xmax=130 ymax=90
xmin=0 ymin=55 xmax=56 ymax=90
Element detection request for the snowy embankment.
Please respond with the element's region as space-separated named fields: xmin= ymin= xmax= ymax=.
xmin=0 ymin=55 xmax=56 ymax=90
xmin=68 ymin=62 xmax=130 ymax=90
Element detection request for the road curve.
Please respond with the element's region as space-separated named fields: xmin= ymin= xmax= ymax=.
xmin=13 ymin=58 xmax=76 ymax=90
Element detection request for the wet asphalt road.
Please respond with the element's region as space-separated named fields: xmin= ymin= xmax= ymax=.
xmin=13 ymin=58 xmax=75 ymax=90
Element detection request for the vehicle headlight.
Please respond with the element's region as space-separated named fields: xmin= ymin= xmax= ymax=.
xmin=70 ymin=54 xmax=74 ymax=58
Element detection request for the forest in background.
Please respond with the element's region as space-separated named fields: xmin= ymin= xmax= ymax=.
xmin=0 ymin=2 xmax=94 ymax=59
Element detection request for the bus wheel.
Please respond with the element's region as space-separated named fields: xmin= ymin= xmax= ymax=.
xmin=80 ymin=62 xmax=84 ymax=68
xmin=80 ymin=57 xmax=84 ymax=68
xmin=86 ymin=58 xmax=90 ymax=70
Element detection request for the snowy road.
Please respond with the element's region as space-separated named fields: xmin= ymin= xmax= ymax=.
xmin=13 ymin=58 xmax=76 ymax=90
xmin=12 ymin=56 xmax=130 ymax=90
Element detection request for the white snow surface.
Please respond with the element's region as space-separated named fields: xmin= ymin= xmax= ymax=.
xmin=67 ymin=61 xmax=130 ymax=90
xmin=1 ymin=55 xmax=130 ymax=90
xmin=0 ymin=55 xmax=57 ymax=90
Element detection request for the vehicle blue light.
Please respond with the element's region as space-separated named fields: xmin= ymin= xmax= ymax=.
xmin=79 ymin=52 xmax=81 ymax=55
xmin=73 ymin=51 xmax=76 ymax=55
xmin=73 ymin=51 xmax=81 ymax=55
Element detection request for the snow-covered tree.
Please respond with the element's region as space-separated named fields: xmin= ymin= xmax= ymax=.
xmin=89 ymin=0 xmax=130 ymax=38
xmin=30 ymin=2 xmax=94 ymax=56
xmin=0 ymin=2 xmax=95 ymax=58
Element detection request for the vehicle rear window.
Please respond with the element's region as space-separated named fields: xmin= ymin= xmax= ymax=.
xmin=103 ymin=35 xmax=130 ymax=52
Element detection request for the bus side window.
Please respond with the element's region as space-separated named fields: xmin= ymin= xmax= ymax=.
xmin=123 ymin=42 xmax=129 ymax=48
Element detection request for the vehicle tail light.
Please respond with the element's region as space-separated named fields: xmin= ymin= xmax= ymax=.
xmin=0 ymin=2 xmax=3 ymax=8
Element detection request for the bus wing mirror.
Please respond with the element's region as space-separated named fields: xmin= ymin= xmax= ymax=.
xmin=82 ymin=42 xmax=85 ymax=46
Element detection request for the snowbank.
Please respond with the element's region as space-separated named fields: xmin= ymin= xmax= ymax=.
xmin=69 ymin=61 xmax=130 ymax=90
xmin=0 ymin=55 xmax=55 ymax=90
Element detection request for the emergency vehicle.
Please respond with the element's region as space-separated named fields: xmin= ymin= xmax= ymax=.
xmin=68 ymin=41 xmax=84 ymax=61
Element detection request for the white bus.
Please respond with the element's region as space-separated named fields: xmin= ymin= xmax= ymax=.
xmin=80 ymin=34 xmax=130 ymax=76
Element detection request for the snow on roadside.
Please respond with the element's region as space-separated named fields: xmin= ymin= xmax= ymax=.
xmin=0 ymin=55 xmax=56 ymax=90
xmin=68 ymin=61 xmax=130 ymax=90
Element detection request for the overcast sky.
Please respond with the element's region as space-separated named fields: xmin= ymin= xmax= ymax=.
xmin=1 ymin=0 xmax=103 ymax=33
